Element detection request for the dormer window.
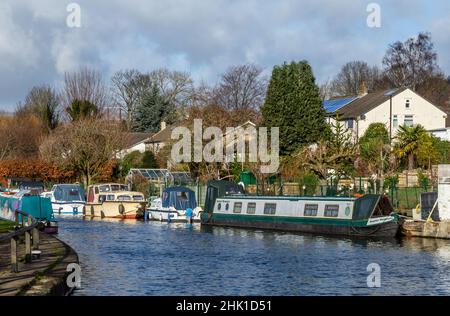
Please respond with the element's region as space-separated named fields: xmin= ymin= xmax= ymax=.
xmin=405 ymin=99 xmax=411 ymax=109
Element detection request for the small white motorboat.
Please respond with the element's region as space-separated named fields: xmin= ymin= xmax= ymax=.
xmin=43 ymin=184 xmax=86 ymax=215
xmin=147 ymin=187 xmax=202 ymax=223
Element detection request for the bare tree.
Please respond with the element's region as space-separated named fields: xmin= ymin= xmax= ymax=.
xmin=111 ymin=69 xmax=152 ymax=130
xmin=382 ymin=32 xmax=439 ymax=91
xmin=3 ymin=104 xmax=45 ymax=159
xmin=213 ymin=64 xmax=267 ymax=111
xmin=40 ymin=118 xmax=125 ymax=186
xmin=417 ymin=72 xmax=450 ymax=107
xmin=62 ymin=68 xmax=108 ymax=119
xmin=23 ymin=85 xmax=60 ymax=133
xmin=149 ymin=68 xmax=194 ymax=108
xmin=319 ymin=79 xmax=333 ymax=100
xmin=330 ymin=61 xmax=381 ymax=97
xmin=0 ymin=117 xmax=15 ymax=160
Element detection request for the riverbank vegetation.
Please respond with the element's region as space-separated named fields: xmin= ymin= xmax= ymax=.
xmin=0 ymin=219 xmax=16 ymax=234
xmin=0 ymin=32 xmax=450 ymax=197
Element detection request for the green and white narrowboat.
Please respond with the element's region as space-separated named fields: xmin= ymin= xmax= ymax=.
xmin=200 ymin=181 xmax=402 ymax=238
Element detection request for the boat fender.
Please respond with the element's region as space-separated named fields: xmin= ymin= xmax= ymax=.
xmin=118 ymin=204 xmax=125 ymax=215
xmin=194 ymin=207 xmax=202 ymax=217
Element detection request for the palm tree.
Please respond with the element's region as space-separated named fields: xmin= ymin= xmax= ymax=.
xmin=394 ymin=125 xmax=428 ymax=171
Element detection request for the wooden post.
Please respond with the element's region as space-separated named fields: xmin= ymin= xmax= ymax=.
xmin=11 ymin=237 xmax=18 ymax=272
xmin=32 ymin=228 xmax=40 ymax=250
xmin=25 ymin=230 xmax=32 ymax=263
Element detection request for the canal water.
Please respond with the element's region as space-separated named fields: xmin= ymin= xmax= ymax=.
xmin=57 ymin=216 xmax=450 ymax=296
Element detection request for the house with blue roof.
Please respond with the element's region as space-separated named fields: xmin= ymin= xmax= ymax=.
xmin=323 ymin=87 xmax=447 ymax=141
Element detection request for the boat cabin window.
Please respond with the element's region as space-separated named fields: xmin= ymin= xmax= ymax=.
xmin=98 ymin=195 xmax=106 ymax=203
xmin=247 ymin=203 xmax=256 ymax=214
xmin=94 ymin=187 xmax=99 ymax=194
xmin=107 ymin=194 xmax=115 ymax=201
xmin=264 ymin=203 xmax=277 ymax=215
xmin=304 ymin=204 xmax=318 ymax=217
xmin=117 ymin=195 xmax=132 ymax=201
xmin=177 ymin=191 xmax=189 ymax=201
xmin=217 ymin=203 xmax=222 ymax=211
xmin=133 ymin=195 xmax=144 ymax=201
xmin=324 ymin=205 xmax=339 ymax=217
xmin=110 ymin=185 xmax=121 ymax=191
xmin=233 ymin=202 xmax=242 ymax=213
xmin=99 ymin=185 xmax=110 ymax=193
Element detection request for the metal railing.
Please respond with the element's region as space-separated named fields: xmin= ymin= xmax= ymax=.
xmin=0 ymin=210 xmax=41 ymax=272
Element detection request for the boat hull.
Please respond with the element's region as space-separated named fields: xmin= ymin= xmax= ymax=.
xmin=52 ymin=202 xmax=85 ymax=215
xmin=84 ymin=202 xmax=144 ymax=219
xmin=402 ymin=220 xmax=450 ymax=239
xmin=201 ymin=214 xmax=401 ymax=238
xmin=149 ymin=209 xmax=201 ymax=223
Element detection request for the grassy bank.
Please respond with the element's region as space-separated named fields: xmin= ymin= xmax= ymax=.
xmin=0 ymin=219 xmax=16 ymax=234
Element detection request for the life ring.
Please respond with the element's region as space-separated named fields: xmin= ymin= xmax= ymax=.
xmin=118 ymin=204 xmax=125 ymax=215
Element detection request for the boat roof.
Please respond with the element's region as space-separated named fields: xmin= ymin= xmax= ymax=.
xmin=220 ymin=195 xmax=358 ymax=202
xmin=89 ymin=183 xmax=127 ymax=187
xmin=163 ymin=186 xmax=195 ymax=193
xmin=53 ymin=184 xmax=83 ymax=188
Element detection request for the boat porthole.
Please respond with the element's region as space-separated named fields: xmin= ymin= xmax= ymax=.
xmin=225 ymin=203 xmax=229 ymax=211
xmin=218 ymin=203 xmax=222 ymax=211
xmin=345 ymin=206 xmax=351 ymax=216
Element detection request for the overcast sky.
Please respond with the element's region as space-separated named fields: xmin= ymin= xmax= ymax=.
xmin=0 ymin=0 xmax=449 ymax=110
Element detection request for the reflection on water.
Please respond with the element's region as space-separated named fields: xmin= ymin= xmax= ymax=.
xmin=56 ymin=216 xmax=450 ymax=296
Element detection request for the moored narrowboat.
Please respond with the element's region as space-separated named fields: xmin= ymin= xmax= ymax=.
xmin=200 ymin=181 xmax=402 ymax=238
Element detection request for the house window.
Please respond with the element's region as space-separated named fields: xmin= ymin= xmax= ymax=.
xmin=247 ymin=203 xmax=256 ymax=214
xmin=233 ymin=202 xmax=242 ymax=214
xmin=405 ymin=99 xmax=411 ymax=109
xmin=324 ymin=205 xmax=339 ymax=217
xmin=263 ymin=203 xmax=277 ymax=215
xmin=347 ymin=119 xmax=354 ymax=129
xmin=404 ymin=115 xmax=414 ymax=127
xmin=304 ymin=204 xmax=318 ymax=217
xmin=393 ymin=115 xmax=398 ymax=128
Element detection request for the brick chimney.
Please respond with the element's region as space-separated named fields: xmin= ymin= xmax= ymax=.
xmin=358 ymin=81 xmax=368 ymax=96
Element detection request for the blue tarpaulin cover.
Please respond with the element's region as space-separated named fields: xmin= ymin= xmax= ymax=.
xmin=161 ymin=187 xmax=197 ymax=210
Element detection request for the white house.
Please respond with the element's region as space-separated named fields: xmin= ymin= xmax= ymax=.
xmin=324 ymin=87 xmax=448 ymax=140
xmin=117 ymin=132 xmax=154 ymax=159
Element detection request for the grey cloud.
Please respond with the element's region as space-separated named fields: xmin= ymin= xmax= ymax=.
xmin=0 ymin=0 xmax=449 ymax=111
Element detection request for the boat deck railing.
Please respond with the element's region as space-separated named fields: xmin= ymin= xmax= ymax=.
xmin=0 ymin=210 xmax=41 ymax=273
